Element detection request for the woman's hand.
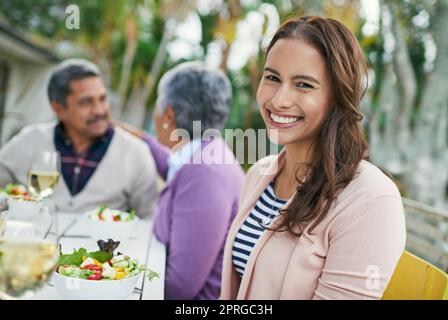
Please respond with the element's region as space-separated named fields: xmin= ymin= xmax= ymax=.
xmin=112 ymin=119 xmax=145 ymax=139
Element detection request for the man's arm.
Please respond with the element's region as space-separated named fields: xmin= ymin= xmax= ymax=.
xmin=0 ymin=161 xmax=16 ymax=187
xmin=113 ymin=120 xmax=170 ymax=181
xmin=128 ymin=144 xmax=158 ymax=218
xmin=0 ymin=129 xmax=32 ymax=186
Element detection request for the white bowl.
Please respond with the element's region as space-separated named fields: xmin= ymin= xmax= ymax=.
xmin=83 ymin=210 xmax=139 ymax=242
xmin=52 ymin=271 xmax=140 ymax=300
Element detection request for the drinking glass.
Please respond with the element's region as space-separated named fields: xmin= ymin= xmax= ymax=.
xmin=27 ymin=151 xmax=61 ymax=199
xmin=0 ymin=151 xmax=61 ymax=299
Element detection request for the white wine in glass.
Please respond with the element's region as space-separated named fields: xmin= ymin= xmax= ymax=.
xmin=0 ymin=238 xmax=59 ymax=299
xmin=28 ymin=171 xmax=60 ymax=199
xmin=27 ymin=151 xmax=60 ymax=199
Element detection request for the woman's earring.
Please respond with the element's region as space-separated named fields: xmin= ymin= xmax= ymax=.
xmin=162 ymin=123 xmax=168 ymax=130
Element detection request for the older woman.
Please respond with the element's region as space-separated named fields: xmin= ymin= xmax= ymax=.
xmin=141 ymin=62 xmax=245 ymax=300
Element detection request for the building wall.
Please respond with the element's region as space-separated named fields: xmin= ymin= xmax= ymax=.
xmin=0 ymin=57 xmax=55 ymax=145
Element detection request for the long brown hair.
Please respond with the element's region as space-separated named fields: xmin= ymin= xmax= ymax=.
xmin=266 ymin=16 xmax=369 ymax=236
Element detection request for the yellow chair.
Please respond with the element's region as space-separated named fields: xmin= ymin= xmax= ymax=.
xmin=382 ymin=251 xmax=448 ymax=300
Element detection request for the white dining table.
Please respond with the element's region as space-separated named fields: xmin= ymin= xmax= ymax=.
xmin=24 ymin=212 xmax=166 ymax=300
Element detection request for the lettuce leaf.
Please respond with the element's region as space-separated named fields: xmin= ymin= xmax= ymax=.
xmin=97 ymin=239 xmax=120 ymax=254
xmin=57 ymin=248 xmax=88 ymax=267
xmin=87 ymin=251 xmax=113 ymax=263
xmin=147 ymin=270 xmax=160 ymax=281
xmin=57 ymin=247 xmax=113 ymax=266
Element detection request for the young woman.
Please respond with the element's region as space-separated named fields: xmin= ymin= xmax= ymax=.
xmin=220 ymin=16 xmax=406 ymax=300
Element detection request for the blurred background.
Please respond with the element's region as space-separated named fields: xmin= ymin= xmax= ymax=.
xmin=0 ymin=0 xmax=447 ymax=269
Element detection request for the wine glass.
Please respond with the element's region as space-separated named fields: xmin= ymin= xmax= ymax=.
xmin=0 ymin=151 xmax=61 ymax=299
xmin=27 ymin=151 xmax=61 ymax=199
xmin=0 ymin=197 xmax=60 ymax=299
xmin=0 ymin=237 xmax=59 ymax=299
xmin=26 ymin=149 xmax=60 ymax=238
xmin=26 ymin=150 xmax=61 ymax=240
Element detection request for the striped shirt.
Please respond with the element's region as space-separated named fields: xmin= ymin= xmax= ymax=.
xmin=232 ymin=182 xmax=287 ymax=277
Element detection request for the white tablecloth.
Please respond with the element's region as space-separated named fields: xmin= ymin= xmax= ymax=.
xmin=25 ymin=212 xmax=166 ymax=300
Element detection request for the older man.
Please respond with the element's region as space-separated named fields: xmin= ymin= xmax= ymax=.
xmin=0 ymin=59 xmax=157 ymax=217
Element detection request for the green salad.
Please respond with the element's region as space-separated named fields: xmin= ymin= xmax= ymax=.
xmin=56 ymin=239 xmax=159 ymax=281
xmin=0 ymin=183 xmax=30 ymax=197
xmin=88 ymin=205 xmax=137 ymax=222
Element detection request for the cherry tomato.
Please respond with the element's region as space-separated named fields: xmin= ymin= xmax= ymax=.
xmin=87 ymin=274 xmax=103 ymax=280
xmin=83 ymin=264 xmax=102 ymax=272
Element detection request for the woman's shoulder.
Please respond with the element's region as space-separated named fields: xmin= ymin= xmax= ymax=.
xmin=322 ymin=160 xmax=406 ymax=244
xmin=246 ymin=154 xmax=281 ymax=178
xmin=326 ymin=160 xmax=404 ymax=228
xmin=235 ymin=154 xmax=281 ymax=201
xmin=349 ymin=160 xmax=401 ymax=198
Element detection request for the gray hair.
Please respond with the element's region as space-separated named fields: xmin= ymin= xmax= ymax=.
xmin=156 ymin=61 xmax=232 ymax=136
xmin=48 ymin=59 xmax=102 ymax=107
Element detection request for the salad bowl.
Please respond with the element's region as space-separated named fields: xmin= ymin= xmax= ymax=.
xmin=52 ymin=240 xmax=159 ymax=300
xmin=52 ymin=269 xmax=140 ymax=300
xmin=84 ymin=206 xmax=139 ymax=242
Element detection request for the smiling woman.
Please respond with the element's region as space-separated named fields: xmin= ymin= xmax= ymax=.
xmin=221 ymin=16 xmax=406 ymax=300
xmin=257 ymin=16 xmax=368 ymax=223
xmin=258 ymin=40 xmax=333 ymax=150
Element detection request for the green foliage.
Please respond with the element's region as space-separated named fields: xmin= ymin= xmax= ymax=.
xmin=198 ymin=12 xmax=219 ymax=55
xmin=0 ymin=0 xmax=68 ymax=36
xmin=0 ymin=0 xmax=438 ymax=142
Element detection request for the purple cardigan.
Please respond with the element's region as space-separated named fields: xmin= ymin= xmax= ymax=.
xmin=143 ymin=135 xmax=245 ymax=300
